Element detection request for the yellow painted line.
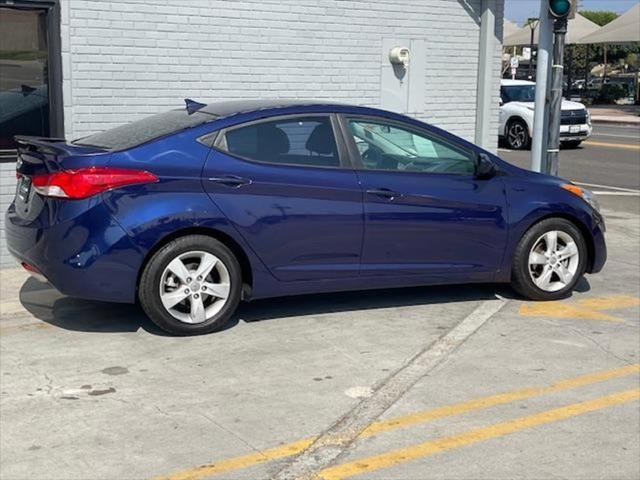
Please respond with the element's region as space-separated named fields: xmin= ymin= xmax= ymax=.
xmin=520 ymin=295 xmax=640 ymax=323
xmin=152 ymin=364 xmax=639 ymax=480
xmin=0 ymin=322 xmax=52 ymax=334
xmin=0 ymin=300 xmax=30 ymax=316
xmin=584 ymin=140 xmax=640 ymax=151
xmin=578 ymin=295 xmax=640 ymax=311
xmin=318 ymin=389 xmax=640 ymax=480
xmin=152 ymin=438 xmax=313 ymax=480
xmin=361 ymin=363 xmax=639 ymax=436
xmin=520 ymin=302 xmax=622 ymax=322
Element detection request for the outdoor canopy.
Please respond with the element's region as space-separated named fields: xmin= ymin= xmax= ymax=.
xmin=576 ymin=3 xmax=640 ymax=44
xmin=503 ymin=13 xmax=600 ymax=46
xmin=503 ymin=19 xmax=520 ymax=40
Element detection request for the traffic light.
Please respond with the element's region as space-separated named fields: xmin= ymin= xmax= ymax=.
xmin=548 ymin=0 xmax=576 ymax=19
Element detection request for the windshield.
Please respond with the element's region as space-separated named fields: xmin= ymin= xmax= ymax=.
xmin=501 ymin=85 xmax=536 ymax=103
xmin=74 ymin=109 xmax=214 ymax=150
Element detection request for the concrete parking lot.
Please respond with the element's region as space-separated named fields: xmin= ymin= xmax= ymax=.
xmin=1 ymin=132 xmax=639 ymax=480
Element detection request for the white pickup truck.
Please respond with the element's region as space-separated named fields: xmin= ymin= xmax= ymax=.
xmin=499 ymin=79 xmax=592 ymax=150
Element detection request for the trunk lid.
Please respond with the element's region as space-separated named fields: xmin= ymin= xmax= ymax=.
xmin=13 ymin=136 xmax=111 ymax=219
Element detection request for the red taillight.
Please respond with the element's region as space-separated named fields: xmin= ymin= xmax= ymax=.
xmin=31 ymin=167 xmax=158 ymax=199
xmin=21 ymin=262 xmax=41 ymax=274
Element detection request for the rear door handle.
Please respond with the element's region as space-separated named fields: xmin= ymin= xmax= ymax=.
xmin=207 ymin=175 xmax=252 ymax=188
xmin=366 ymin=188 xmax=401 ymax=199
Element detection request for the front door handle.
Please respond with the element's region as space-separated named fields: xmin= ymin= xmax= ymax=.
xmin=366 ymin=188 xmax=401 ymax=200
xmin=208 ymin=175 xmax=252 ymax=188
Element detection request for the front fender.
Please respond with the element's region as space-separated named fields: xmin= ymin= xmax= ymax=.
xmin=498 ymin=177 xmax=603 ymax=281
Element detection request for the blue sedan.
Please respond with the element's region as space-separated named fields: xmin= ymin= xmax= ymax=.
xmin=6 ymin=100 xmax=606 ymax=335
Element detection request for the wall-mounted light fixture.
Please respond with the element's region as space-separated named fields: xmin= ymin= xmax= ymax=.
xmin=389 ymin=46 xmax=410 ymax=68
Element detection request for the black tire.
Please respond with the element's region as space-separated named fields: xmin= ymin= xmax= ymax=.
xmin=139 ymin=235 xmax=242 ymax=335
xmin=505 ymin=118 xmax=531 ymax=150
xmin=562 ymin=140 xmax=582 ymax=149
xmin=511 ymin=218 xmax=588 ymax=301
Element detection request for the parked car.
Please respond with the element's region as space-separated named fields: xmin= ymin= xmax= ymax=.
xmin=6 ymin=100 xmax=606 ymax=335
xmin=499 ymin=79 xmax=592 ymax=150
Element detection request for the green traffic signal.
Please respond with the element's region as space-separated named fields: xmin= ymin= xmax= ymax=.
xmin=549 ymin=0 xmax=572 ymax=18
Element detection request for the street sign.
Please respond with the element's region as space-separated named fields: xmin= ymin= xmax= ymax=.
xmin=510 ymin=57 xmax=519 ymax=69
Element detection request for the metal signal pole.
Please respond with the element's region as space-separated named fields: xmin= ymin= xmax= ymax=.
xmin=546 ymin=17 xmax=568 ymax=176
xmin=531 ymin=8 xmax=553 ymax=173
xmin=543 ymin=0 xmax=576 ymax=175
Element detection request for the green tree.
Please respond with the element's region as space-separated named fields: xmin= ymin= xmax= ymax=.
xmin=580 ymin=10 xmax=619 ymax=26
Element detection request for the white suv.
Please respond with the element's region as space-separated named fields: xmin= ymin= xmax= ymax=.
xmin=499 ymin=79 xmax=592 ymax=150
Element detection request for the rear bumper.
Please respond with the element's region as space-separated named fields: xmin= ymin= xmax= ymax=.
xmin=5 ymin=200 xmax=140 ymax=303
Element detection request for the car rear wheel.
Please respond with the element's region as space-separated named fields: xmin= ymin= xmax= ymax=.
xmin=505 ymin=119 xmax=530 ymax=150
xmin=511 ymin=218 xmax=587 ymax=300
xmin=139 ymin=235 xmax=242 ymax=335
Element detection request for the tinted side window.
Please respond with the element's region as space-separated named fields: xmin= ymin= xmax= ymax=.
xmin=346 ymin=118 xmax=475 ymax=175
xmin=223 ymin=116 xmax=339 ymax=168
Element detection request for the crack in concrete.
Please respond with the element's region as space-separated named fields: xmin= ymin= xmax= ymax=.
xmin=570 ymin=326 xmax=635 ymax=366
xmin=199 ymin=412 xmax=271 ymax=462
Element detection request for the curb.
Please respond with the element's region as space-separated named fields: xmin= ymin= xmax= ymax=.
xmin=591 ymin=117 xmax=640 ymax=126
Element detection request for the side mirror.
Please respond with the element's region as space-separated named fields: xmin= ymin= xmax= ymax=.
xmin=475 ymin=153 xmax=497 ymax=180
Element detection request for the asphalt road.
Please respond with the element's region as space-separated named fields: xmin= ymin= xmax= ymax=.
xmin=498 ymin=123 xmax=640 ymax=214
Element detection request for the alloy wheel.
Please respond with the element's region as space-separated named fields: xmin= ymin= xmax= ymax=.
xmin=507 ymin=122 xmax=527 ymax=149
xmin=159 ymin=251 xmax=231 ymax=324
xmin=528 ymin=230 xmax=580 ymax=292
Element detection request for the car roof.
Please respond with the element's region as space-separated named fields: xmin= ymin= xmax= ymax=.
xmin=200 ymin=99 xmax=350 ymax=117
xmin=501 ymin=79 xmax=535 ymax=86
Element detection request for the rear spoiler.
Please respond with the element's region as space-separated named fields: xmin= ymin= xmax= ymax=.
xmin=14 ymin=136 xmax=69 ymax=155
xmin=14 ymin=136 xmax=111 ymax=175
xmin=15 ymin=135 xmax=108 ymax=156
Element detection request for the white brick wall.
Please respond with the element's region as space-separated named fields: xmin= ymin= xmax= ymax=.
xmin=1 ymin=0 xmax=505 ymax=267
xmin=0 ymin=162 xmax=17 ymax=266
xmin=59 ymin=0 xmax=503 ymax=144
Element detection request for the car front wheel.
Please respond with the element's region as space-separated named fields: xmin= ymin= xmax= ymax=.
xmin=139 ymin=235 xmax=242 ymax=335
xmin=511 ymin=218 xmax=587 ymax=300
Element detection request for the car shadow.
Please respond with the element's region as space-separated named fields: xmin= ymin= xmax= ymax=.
xmin=237 ymin=284 xmax=504 ymax=325
xmin=17 ymin=277 xmax=590 ymax=335
xmin=18 ymin=278 xmax=168 ymax=335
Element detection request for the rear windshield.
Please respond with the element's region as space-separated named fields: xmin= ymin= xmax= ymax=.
xmin=73 ymin=109 xmax=214 ymax=150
